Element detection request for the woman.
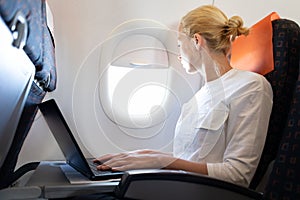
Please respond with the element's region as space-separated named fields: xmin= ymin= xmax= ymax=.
xmin=94 ymin=5 xmax=273 ymax=187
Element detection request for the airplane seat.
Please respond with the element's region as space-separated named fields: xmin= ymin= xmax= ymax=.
xmin=0 ymin=0 xmax=57 ymax=189
xmin=113 ymin=18 xmax=300 ymax=200
xmin=259 ymin=18 xmax=300 ymax=199
xmin=250 ymin=18 xmax=300 ymax=191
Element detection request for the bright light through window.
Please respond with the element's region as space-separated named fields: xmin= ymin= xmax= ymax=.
xmin=107 ymin=65 xmax=168 ymax=126
xmin=107 ymin=66 xmax=133 ymax=103
xmin=128 ymin=84 xmax=165 ymax=117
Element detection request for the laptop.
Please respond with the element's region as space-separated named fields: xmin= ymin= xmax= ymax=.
xmin=38 ymin=99 xmax=125 ymax=181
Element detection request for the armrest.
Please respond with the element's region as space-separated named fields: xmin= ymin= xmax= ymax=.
xmin=0 ymin=186 xmax=41 ymax=200
xmin=115 ymin=169 xmax=263 ymax=200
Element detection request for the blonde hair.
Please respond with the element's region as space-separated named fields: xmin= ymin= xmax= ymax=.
xmin=180 ymin=5 xmax=249 ymax=54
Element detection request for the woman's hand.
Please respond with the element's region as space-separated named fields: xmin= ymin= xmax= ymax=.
xmin=93 ymin=149 xmax=175 ymax=171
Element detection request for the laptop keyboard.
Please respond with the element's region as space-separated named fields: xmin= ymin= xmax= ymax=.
xmin=87 ymin=158 xmax=117 ymax=175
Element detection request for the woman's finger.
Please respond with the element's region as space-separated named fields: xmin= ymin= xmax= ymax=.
xmin=94 ymin=152 xmax=127 ymax=163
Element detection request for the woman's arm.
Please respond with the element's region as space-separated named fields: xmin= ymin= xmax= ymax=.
xmin=95 ymin=150 xmax=208 ymax=175
xmin=207 ymin=90 xmax=272 ymax=186
xmin=164 ymin=158 xmax=208 ymax=175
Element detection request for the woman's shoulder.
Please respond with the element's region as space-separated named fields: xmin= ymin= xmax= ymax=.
xmin=229 ymin=68 xmax=270 ymax=86
xmin=224 ymin=69 xmax=273 ymax=98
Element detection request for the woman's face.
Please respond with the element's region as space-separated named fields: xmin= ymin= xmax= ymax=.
xmin=177 ymin=33 xmax=202 ymax=74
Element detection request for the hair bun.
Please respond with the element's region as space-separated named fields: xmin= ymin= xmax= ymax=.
xmin=228 ymin=16 xmax=243 ymax=28
xmin=226 ymin=16 xmax=249 ymax=41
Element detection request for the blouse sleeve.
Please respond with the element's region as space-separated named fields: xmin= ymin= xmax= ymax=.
xmin=207 ymin=89 xmax=273 ymax=187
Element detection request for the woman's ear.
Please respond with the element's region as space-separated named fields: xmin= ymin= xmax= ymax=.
xmin=193 ymin=33 xmax=204 ymax=49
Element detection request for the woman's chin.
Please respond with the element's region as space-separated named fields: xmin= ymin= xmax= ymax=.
xmin=185 ymin=68 xmax=197 ymax=74
xmin=181 ymin=63 xmax=198 ymax=74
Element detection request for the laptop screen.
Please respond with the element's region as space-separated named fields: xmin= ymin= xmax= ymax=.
xmin=38 ymin=99 xmax=93 ymax=177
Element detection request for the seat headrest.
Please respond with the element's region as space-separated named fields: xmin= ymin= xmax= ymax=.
xmin=231 ymin=12 xmax=280 ymax=75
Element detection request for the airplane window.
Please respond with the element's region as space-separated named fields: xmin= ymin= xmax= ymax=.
xmin=99 ymin=34 xmax=171 ymax=128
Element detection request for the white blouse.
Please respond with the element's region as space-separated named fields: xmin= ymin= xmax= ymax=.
xmin=173 ymin=69 xmax=273 ymax=187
